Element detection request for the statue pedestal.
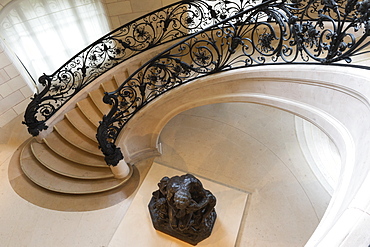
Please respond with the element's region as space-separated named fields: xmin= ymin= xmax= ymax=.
xmin=108 ymin=163 xmax=248 ymax=247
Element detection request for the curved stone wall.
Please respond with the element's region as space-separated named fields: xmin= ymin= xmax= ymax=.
xmin=295 ymin=117 xmax=341 ymax=195
xmin=116 ymin=65 xmax=370 ymax=246
xmin=155 ymin=102 xmax=333 ymax=245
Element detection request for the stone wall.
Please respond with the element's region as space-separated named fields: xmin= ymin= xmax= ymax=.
xmin=0 ymin=0 xmax=11 ymax=10
xmin=0 ymin=43 xmax=33 ymax=127
xmin=101 ymin=0 xmax=179 ymax=30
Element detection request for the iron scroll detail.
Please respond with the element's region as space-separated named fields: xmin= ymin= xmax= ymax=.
xmin=23 ymin=0 xmax=257 ymax=137
xmin=22 ymin=74 xmax=52 ymax=136
xmin=97 ymin=0 xmax=370 ymax=165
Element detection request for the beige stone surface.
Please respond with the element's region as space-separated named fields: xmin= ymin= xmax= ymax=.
xmin=131 ymin=0 xmax=162 ymax=12
xmin=0 ymin=39 xmax=31 ymax=127
xmin=43 ymin=131 xmax=106 ymax=167
xmin=54 ymin=118 xmax=103 ymax=156
xmin=3 ymin=63 xmax=18 ymax=78
xmin=0 ymin=102 xmax=332 ymax=246
xmin=0 ymin=91 xmax=24 ymax=116
xmin=7 ymin=75 xmax=26 ymax=92
xmin=0 ymin=108 xmax=17 ymax=127
xmin=20 ymin=85 xmax=33 ymax=98
xmin=108 ymin=162 xmax=248 ymax=247
xmin=0 ymin=82 xmax=13 ymax=97
xmin=0 ymin=69 xmax=10 ymax=84
xmin=0 ymin=0 xmax=11 ymax=9
xmin=77 ymin=98 xmax=103 ymax=127
xmin=0 ymin=51 xmax=12 ymax=67
xmin=0 ymin=115 xmax=154 ymax=245
xmin=12 ymin=98 xmax=30 ymax=115
xmin=65 ymin=108 xmax=98 ymax=142
xmin=102 ymin=0 xmax=183 ymax=29
xmin=0 ymin=86 xmax=364 ymax=246
xmin=113 ymin=65 xmax=370 ymax=246
xmin=30 ymin=139 xmax=113 ymax=179
xmin=118 ymin=11 xmax=147 ymax=25
xmin=0 ymin=1 xmax=369 ymax=246
xmin=20 ymin=142 xmax=126 ymax=194
xmin=162 ymin=0 xmax=179 ymax=6
xmin=106 ymin=1 xmax=132 ymax=16
xmin=155 ymin=103 xmax=331 ymax=246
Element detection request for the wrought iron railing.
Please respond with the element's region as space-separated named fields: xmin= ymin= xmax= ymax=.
xmin=23 ymin=0 xmax=258 ymax=136
xmin=97 ymin=0 xmax=370 ymax=166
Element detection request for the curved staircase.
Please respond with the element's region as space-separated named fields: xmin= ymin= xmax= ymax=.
xmin=19 ymin=67 xmax=137 ymax=194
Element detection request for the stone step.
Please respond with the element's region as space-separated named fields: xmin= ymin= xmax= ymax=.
xmin=44 ymin=131 xmax=106 ymax=167
xmin=102 ymin=78 xmax=119 ymax=92
xmin=89 ymin=87 xmax=112 ymax=115
xmin=54 ymin=118 xmax=103 ymax=156
xmin=20 ymin=142 xmax=127 ymax=194
xmin=31 ymin=139 xmax=113 ymax=179
xmin=113 ymin=68 xmax=129 ymax=87
xmin=19 ymin=56 xmax=145 ymax=195
xmin=77 ymin=97 xmax=103 ymax=127
xmin=65 ymin=108 xmax=97 ymax=143
xmin=113 ymin=63 xmax=143 ymax=88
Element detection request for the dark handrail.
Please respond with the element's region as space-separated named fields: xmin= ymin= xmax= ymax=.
xmin=23 ymin=0 xmax=258 ymax=136
xmin=97 ymin=0 xmax=370 ymax=166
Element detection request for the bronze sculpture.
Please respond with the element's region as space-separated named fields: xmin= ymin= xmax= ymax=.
xmin=148 ymin=174 xmax=217 ymax=245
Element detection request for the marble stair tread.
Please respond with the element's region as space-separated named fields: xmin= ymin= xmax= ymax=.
xmin=54 ymin=118 xmax=103 ymax=156
xmin=44 ymin=131 xmax=106 ymax=167
xmin=351 ymin=46 xmax=370 ymax=64
xmin=65 ymin=108 xmax=97 ymax=143
xmin=112 ymin=69 xmax=129 ymax=87
xmin=77 ymin=97 xmax=103 ymax=127
xmin=21 ymin=143 xmax=126 ymax=194
xmin=101 ymin=78 xmax=119 ymax=92
xmin=89 ymin=88 xmax=112 ymax=115
xmin=113 ymin=64 xmax=142 ymax=88
xmin=31 ymin=140 xmax=113 ymax=179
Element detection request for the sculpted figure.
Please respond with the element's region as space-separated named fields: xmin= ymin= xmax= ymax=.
xmin=149 ymin=174 xmax=217 ymax=245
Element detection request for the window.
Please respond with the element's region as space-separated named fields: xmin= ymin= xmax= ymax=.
xmin=0 ymin=0 xmax=110 ymax=85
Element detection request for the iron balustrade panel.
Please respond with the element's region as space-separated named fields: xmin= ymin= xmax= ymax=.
xmin=288 ymin=0 xmax=370 ymax=63
xmin=23 ymin=0 xmax=260 ymax=137
xmin=97 ymin=0 xmax=370 ymax=166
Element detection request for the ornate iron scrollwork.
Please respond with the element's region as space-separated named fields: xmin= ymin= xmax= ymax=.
xmin=97 ymin=0 xmax=370 ymax=166
xmin=23 ymin=0 xmax=257 ymax=137
xmin=22 ymin=75 xmax=52 ymax=136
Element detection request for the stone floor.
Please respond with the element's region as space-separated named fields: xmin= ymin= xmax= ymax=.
xmin=0 ymin=115 xmax=152 ymax=246
xmin=0 ymin=102 xmax=333 ymax=246
xmin=155 ymin=103 xmax=333 ymax=246
xmin=109 ymin=163 xmax=249 ymax=247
